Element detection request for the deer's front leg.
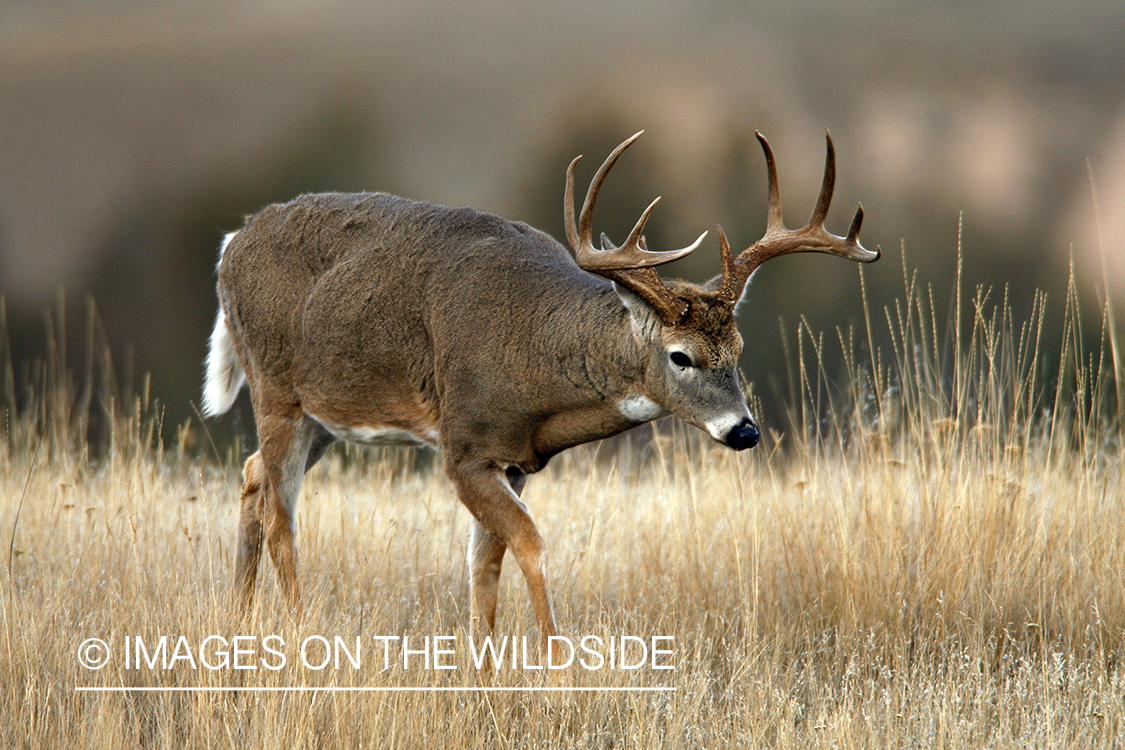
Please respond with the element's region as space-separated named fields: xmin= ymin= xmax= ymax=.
xmin=468 ymin=519 xmax=505 ymax=639
xmin=448 ymin=460 xmax=557 ymax=643
xmin=466 ymin=468 xmax=528 ymax=639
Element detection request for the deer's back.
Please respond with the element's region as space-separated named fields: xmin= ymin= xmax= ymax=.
xmin=218 ymin=192 xmax=604 ymax=437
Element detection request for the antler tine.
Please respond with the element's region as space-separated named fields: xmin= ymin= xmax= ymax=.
xmin=720 ymin=227 xmax=735 ymax=275
xmin=846 ymin=203 xmax=865 ymax=244
xmin=564 ymin=155 xmax=583 ymax=251
xmin=599 ymin=202 xmax=708 ymax=264
xmin=621 ymin=195 xmax=661 ymax=250
xmin=755 ymin=132 xmax=784 ymax=234
xmin=806 ymin=129 xmax=836 ymax=229
xmin=715 ymin=225 xmax=740 ymax=300
xmin=576 ymin=131 xmax=644 ymax=252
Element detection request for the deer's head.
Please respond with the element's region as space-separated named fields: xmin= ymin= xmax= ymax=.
xmin=565 ymin=131 xmax=879 ymax=451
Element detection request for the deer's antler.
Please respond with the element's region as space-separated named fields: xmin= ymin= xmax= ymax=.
xmin=565 ymin=131 xmax=707 ymax=323
xmin=716 ymin=131 xmax=879 ymax=305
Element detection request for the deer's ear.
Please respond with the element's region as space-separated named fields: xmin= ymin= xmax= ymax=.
xmin=614 ymin=282 xmax=663 ymax=338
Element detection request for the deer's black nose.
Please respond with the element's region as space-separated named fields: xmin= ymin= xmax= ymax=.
xmin=725 ymin=418 xmax=760 ymax=450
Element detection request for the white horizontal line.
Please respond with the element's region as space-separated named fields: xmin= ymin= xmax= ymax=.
xmin=76 ymin=686 xmax=675 ymax=693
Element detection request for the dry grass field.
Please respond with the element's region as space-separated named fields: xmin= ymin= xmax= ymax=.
xmin=2 ymin=258 xmax=1124 ymax=747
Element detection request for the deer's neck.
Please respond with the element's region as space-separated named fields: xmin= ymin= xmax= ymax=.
xmin=524 ymin=285 xmax=654 ymax=462
xmin=551 ymin=285 xmax=647 ymax=398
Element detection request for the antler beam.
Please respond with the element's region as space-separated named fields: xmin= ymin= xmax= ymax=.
xmin=716 ymin=131 xmax=880 ymax=305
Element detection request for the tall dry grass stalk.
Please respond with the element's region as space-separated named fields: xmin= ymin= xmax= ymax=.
xmin=1 ymin=251 xmax=1123 ymax=747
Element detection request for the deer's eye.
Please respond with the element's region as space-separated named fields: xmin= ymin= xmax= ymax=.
xmin=669 ymin=351 xmax=693 ymax=368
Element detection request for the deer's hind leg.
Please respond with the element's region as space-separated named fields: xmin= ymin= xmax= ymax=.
xmin=234 ymin=450 xmax=267 ymax=615
xmin=234 ymin=411 xmax=325 ymax=618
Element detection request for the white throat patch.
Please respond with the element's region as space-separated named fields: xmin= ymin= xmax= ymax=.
xmin=618 ymin=395 xmax=668 ymax=423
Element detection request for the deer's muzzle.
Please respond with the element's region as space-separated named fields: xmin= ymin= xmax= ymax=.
xmin=724 ymin=418 xmax=760 ymax=451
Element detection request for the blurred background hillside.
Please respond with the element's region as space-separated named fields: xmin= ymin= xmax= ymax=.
xmin=2 ymin=0 xmax=1124 ymax=447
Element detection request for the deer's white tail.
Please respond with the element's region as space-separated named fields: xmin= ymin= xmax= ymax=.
xmin=202 ymin=232 xmax=246 ymax=417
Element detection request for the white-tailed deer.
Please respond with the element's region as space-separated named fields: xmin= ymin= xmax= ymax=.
xmin=203 ymin=131 xmax=878 ymax=642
